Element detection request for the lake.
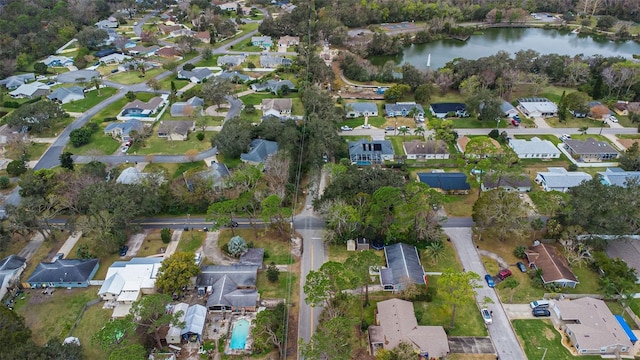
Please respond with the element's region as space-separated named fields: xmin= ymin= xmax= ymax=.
xmin=372 ymin=27 xmax=640 ymax=69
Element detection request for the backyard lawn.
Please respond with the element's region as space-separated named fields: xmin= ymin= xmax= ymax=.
xmin=219 ymin=229 xmax=294 ymax=264
xmin=512 ymin=320 xmax=603 ymax=360
xmin=256 ymin=271 xmax=297 ymax=299
xmin=107 ymin=68 xmax=165 ymax=85
xmin=131 ymin=131 xmax=214 ymax=155
xmin=14 ymin=287 xmax=99 ymax=345
xmin=157 ymin=76 xmax=190 ymax=91
xmin=70 ymin=303 xmax=112 ymax=360
xmin=62 ymin=87 xmax=117 ymax=113
xmin=441 ymin=191 xmax=477 ymax=217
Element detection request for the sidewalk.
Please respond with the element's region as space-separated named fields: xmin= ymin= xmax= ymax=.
xmin=56 ymin=231 xmax=83 ymax=258
xmin=163 ymin=229 xmax=183 ymax=258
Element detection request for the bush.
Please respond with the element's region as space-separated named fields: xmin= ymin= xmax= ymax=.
xmin=103 ymin=117 xmax=117 ymax=122
xmin=183 ymin=63 xmax=195 ymax=71
xmin=568 ymin=163 xmax=578 ymax=171
xmin=6 ymin=159 xmax=27 ymax=177
xmin=3 ymin=101 xmax=20 ymax=108
xmin=514 ymin=246 xmax=526 ymax=259
xmin=161 ymin=228 xmax=172 ymax=244
xmin=267 ymin=262 xmax=279 ymax=282
xmin=196 ymin=132 xmax=205 ymax=141
xmin=228 ymin=236 xmax=247 ymax=257
xmin=0 ymin=176 xmax=10 ymax=189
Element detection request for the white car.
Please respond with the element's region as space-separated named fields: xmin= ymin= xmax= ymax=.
xmin=362 ymin=124 xmax=371 ymax=129
xmin=481 ymin=308 xmax=492 ymax=324
xmin=530 ymin=299 xmax=551 ymax=309
xmin=121 ymin=146 xmax=129 ymax=153
xmin=609 ymin=116 xmax=618 ymax=123
xmin=340 ymin=126 xmax=353 ymax=131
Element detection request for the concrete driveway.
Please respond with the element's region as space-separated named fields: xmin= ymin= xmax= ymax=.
xmin=503 ymin=304 xmax=536 ymax=319
xmin=448 ymin=337 xmax=495 ymax=354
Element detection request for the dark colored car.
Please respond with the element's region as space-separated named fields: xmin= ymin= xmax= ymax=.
xmin=385 ymin=126 xmax=395 ymax=131
xmin=119 ymin=245 xmax=129 ymax=256
xmin=484 ymin=274 xmax=495 ymax=288
xmin=532 ymin=308 xmax=551 ymax=317
xmin=497 ymin=269 xmax=512 ymax=280
xmin=517 ymin=262 xmax=527 ymax=273
xmin=230 ymin=220 xmax=239 ymax=228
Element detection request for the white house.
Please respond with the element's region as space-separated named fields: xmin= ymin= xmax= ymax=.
xmin=261 ymin=98 xmax=292 ymax=118
xmin=9 ymin=81 xmax=50 ymax=98
xmin=517 ymin=98 xmax=558 ymax=118
xmin=47 ymin=86 xmax=85 ymax=104
xmin=100 ymin=53 xmax=132 ymax=65
xmin=535 ymin=167 xmax=592 ymax=192
xmin=509 ymin=137 xmax=561 ymax=159
xmin=97 ymin=258 xmax=163 ymax=305
xmin=0 ymin=255 xmax=27 ymax=301
xmin=345 ymin=102 xmax=378 ymax=118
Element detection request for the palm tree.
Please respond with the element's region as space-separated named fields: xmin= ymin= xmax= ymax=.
xmin=92 ymin=77 xmax=102 ymax=96
xmin=579 ymin=126 xmax=589 ymax=135
xmin=414 ymin=126 xmax=425 ymax=137
xmin=423 ymin=241 xmax=445 ymax=265
xmin=398 ymin=127 xmax=410 ymax=136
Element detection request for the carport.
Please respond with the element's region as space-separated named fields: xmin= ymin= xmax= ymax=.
xmin=448 ymin=337 xmax=495 ymax=354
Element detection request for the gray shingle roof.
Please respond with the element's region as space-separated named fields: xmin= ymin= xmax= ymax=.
xmin=564 ymin=137 xmax=619 ymax=155
xmin=27 ymin=258 xmax=98 ymax=284
xmin=345 ymin=102 xmax=378 ymax=114
xmin=386 ymin=102 xmax=425 ymax=114
xmin=429 ymin=102 xmax=465 ymax=114
xmin=178 ymin=68 xmax=213 ymax=82
xmin=47 ymin=86 xmax=85 ymax=103
xmin=0 ymin=255 xmax=26 ymax=273
xmin=198 ymin=265 xmax=259 ymax=309
xmin=218 ymin=71 xmax=251 ymax=83
xmin=104 ymin=119 xmax=144 ymax=137
xmin=182 ymin=304 xmax=207 ymax=336
xmin=240 ymin=139 xmax=279 ymax=163
xmin=239 ymin=248 xmax=264 ymax=266
xmin=348 ymin=139 xmax=394 ymax=156
xmin=381 ymin=243 xmax=425 ymax=287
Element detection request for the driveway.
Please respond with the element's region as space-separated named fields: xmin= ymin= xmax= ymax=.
xmin=445 ymin=227 xmax=526 ymax=360
xmin=126 ymin=231 xmax=148 ymax=257
xmin=503 ymin=304 xmax=537 ymax=319
xmin=448 ymin=337 xmax=495 ymax=354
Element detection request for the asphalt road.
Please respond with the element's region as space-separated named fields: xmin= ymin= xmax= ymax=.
xmin=343 ymin=126 xmax=639 ymax=138
xmin=445 ymin=227 xmax=526 ymax=360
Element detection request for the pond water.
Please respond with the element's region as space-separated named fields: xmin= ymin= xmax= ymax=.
xmin=371 ymin=27 xmax=640 ymax=69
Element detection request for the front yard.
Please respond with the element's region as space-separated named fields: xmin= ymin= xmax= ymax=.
xmin=107 ymin=68 xmax=165 ymax=85
xmin=62 ymin=87 xmax=118 ymax=113
xmin=131 ymin=130 xmax=215 ymax=155
xmin=512 ymin=320 xmax=603 ymax=360
xmin=218 ymin=229 xmax=294 ymax=264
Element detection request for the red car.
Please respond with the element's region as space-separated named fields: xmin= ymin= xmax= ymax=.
xmin=497 ymin=269 xmax=512 ymax=280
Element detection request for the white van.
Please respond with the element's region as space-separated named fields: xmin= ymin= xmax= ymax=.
xmin=530 ymin=299 xmax=550 ymax=309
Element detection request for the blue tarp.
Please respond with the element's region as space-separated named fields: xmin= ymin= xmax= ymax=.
xmin=615 ymin=315 xmax=638 ymax=343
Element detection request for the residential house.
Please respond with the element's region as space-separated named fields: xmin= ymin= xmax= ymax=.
xmin=589 ymin=101 xmax=612 ymax=119
xmin=170 ymin=28 xmax=194 ymax=38
xmin=554 ymin=297 xmax=634 ymax=355
xmin=535 ymin=167 xmax=592 ymax=192
xmin=166 ymin=303 xmax=207 ymax=344
xmin=217 ymin=55 xmax=246 ymax=67
xmin=429 ymin=102 xmax=467 ymax=119
xmin=104 ymin=119 xmax=144 ymax=141
xmin=369 ymin=299 xmax=449 ymax=358
xmin=56 ymin=69 xmax=100 ymax=83
xmin=156 ymin=46 xmax=181 ymax=59
xmin=385 ymin=102 xmax=425 ymax=119
xmin=525 ymin=242 xmax=578 ymax=288
xmin=598 ymin=167 xmax=640 ymax=187
xmin=187 ymin=162 xmax=231 ymax=191
xmin=98 ymin=258 xmax=163 ymax=316
xmin=481 ymin=173 xmax=532 ymax=192
xmin=380 ymin=243 xmax=426 ymax=291
xmin=281 ymin=3 xmax=297 ymax=12
xmin=117 ymin=95 xmax=168 ymax=121
xmin=517 ymin=98 xmax=558 ymax=117
xmin=127 ymin=45 xmax=160 ymax=57
xmin=9 ymin=81 xmax=50 ymax=98
xmin=194 ymin=31 xmax=211 ymax=43
xmin=95 ymin=19 xmax=119 ymax=28
xmin=456 ymin=136 xmax=502 ymax=158
xmin=157 ymin=120 xmax=194 ymax=141
xmin=218 ymin=71 xmax=251 ymax=83
xmin=251 ymin=35 xmax=272 ymax=48
xmin=606 ymin=239 xmax=640 ymax=283
xmin=259 ymin=55 xmax=292 ymax=68
xmin=0 ymin=73 xmax=35 ymax=90
xmin=613 ymin=101 xmax=640 ymax=116
xmin=261 ymin=98 xmax=292 ymax=118
xmin=250 ymin=79 xmax=295 ymax=94
xmin=42 ymin=55 xmax=74 ymax=67
xmin=563 ymin=137 xmax=619 ymax=162
xmin=177 ymin=68 xmax=214 ymax=83
xmin=239 ymin=248 xmax=264 ymax=267
xmin=116 ymin=167 xmax=154 ymax=185
xmin=277 ymin=36 xmax=299 ymax=51
xmin=403 ymin=139 xmax=449 ymax=160
xmin=348 ymin=139 xmax=394 ymax=165
xmin=345 ymin=102 xmax=378 ymax=118
xmin=500 ymin=101 xmax=519 ymax=117
xmin=217 ymin=2 xmax=239 ymax=11
xmin=99 ymin=53 xmax=132 ymax=64
xmin=170 ymin=96 xmax=204 ymax=117
xmin=417 ymin=172 xmax=470 ymax=194
xmin=241 ymin=139 xmax=279 ymax=165
xmin=158 ymin=24 xmax=183 ymax=35
xmin=196 ymin=265 xmax=260 ymax=312
xmin=47 ymin=86 xmax=85 ymax=104
xmin=0 ymin=255 xmax=27 ymax=301
xmin=26 ymin=255 xmax=99 ymax=289
xmin=509 ymin=137 xmax=561 ymax=159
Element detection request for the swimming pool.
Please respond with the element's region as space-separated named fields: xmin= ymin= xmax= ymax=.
xmin=230 ymin=319 xmax=250 ymax=350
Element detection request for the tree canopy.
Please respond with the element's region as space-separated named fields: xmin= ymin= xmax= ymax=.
xmin=155 ymin=252 xmax=201 ymax=294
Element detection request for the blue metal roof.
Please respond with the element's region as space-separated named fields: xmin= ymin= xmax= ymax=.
xmin=417 ymin=172 xmax=470 ymax=191
xmin=615 ymin=315 xmax=638 ymax=343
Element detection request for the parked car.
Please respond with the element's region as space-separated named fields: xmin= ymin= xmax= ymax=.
xmin=516 ymin=262 xmax=527 ymax=273
xmin=340 ymin=126 xmax=353 ymax=131
xmin=497 ymin=268 xmax=512 ymax=280
xmin=121 ymin=146 xmax=129 ymax=153
xmin=362 ymin=124 xmax=371 ymax=129
xmin=481 ymin=308 xmax=492 ymax=324
xmin=511 ymin=119 xmax=520 ymax=126
xmin=530 ymin=299 xmax=550 ymax=309
xmin=194 ymin=252 xmax=202 ymax=265
xmin=560 ymin=134 xmax=571 ymax=141
xmin=609 ymin=115 xmax=618 ymax=123
xmin=119 ymin=245 xmax=129 ymax=256
xmin=385 ymin=126 xmax=395 ymax=131
xmin=484 ymin=274 xmax=495 ymax=288
xmin=532 ymin=308 xmax=551 ymax=317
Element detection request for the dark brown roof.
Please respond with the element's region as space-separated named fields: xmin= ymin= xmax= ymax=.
xmin=525 ymin=243 xmax=578 ymax=284
xmin=564 ymin=137 xmax=619 ymax=155
xmin=156 ymin=47 xmax=180 ymax=57
xmin=482 ymin=173 xmax=532 ymax=189
xmin=403 ymin=140 xmax=448 ymax=155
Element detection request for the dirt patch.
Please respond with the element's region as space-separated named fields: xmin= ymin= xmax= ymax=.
xmin=202 ymin=231 xmax=234 ymax=265
xmin=285 ymin=259 xmax=300 ymax=359
xmin=543 ymin=326 xmax=556 ymax=341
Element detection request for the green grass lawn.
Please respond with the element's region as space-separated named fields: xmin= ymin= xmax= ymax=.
xmin=14 ymin=287 xmax=99 ymax=345
xmin=70 ymin=303 xmax=112 ymax=360
xmin=137 ymin=229 xmax=169 ymax=257
xmin=62 ymin=87 xmax=117 ymax=113
xmin=256 ymin=271 xmax=296 ymax=299
xmin=441 ymin=190 xmax=478 ymax=217
xmin=92 ymin=97 xmax=129 ymax=120
xmin=35 ymin=117 xmax=74 ymax=138
xmin=420 ymin=239 xmax=463 ymax=272
xmin=178 ymin=231 xmax=205 ymax=253
xmin=107 ymin=68 xmax=164 ymax=85
xmin=452 ymin=117 xmax=507 ymax=129
xmin=5 ymin=142 xmax=49 ymax=161
xmin=219 ymin=229 xmax=294 ymax=264
xmin=386 ymin=135 xmax=422 ymax=154
xmin=65 ymin=127 xmax=120 ymax=155
xmin=216 ymin=153 xmax=242 ymax=169
xmin=545 ymin=116 xmax=607 ymax=128
xmin=341 ymin=135 xmax=372 ymax=142
xmin=512 ymin=320 xmax=602 ymax=360
xmin=194 ymin=55 xmax=221 ymax=67
xmin=157 ymin=76 xmax=190 ymax=91
xmin=132 ymin=131 xmax=214 ymax=155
